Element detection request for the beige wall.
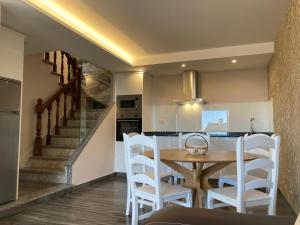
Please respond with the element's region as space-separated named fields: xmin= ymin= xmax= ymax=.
xmin=20 ymin=54 xmax=63 ymax=167
xmin=115 ymin=72 xmax=143 ymax=96
xmin=269 ymin=0 xmax=300 ymax=213
xmin=0 ymin=26 xmax=24 ymax=81
xmin=72 ymin=106 xmax=115 ymax=185
xmin=202 ymin=69 xmax=268 ymax=103
xmin=148 ymin=68 xmax=273 ymax=132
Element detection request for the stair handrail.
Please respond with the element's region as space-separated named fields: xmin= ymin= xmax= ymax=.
xmin=34 ymin=50 xmax=81 ymax=156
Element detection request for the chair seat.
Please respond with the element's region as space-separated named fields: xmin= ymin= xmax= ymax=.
xmin=137 ymin=182 xmax=191 ymax=200
xmin=145 ymin=171 xmax=172 ymax=179
xmin=220 ymin=174 xmax=258 ymax=186
xmin=208 ymin=186 xmax=270 ymax=205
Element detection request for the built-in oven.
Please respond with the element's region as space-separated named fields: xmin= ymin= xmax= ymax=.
xmin=116 ymin=118 xmax=142 ymax=141
xmin=116 ymin=95 xmax=142 ymax=141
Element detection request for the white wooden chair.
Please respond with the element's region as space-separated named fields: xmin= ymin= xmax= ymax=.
xmin=124 ymin=134 xmax=192 ymax=225
xmin=123 ymin=132 xmax=171 ymax=216
xmin=218 ymin=133 xmax=276 ymax=188
xmin=207 ymin=134 xmax=281 ymax=215
xmin=173 ymin=133 xmax=210 ymax=184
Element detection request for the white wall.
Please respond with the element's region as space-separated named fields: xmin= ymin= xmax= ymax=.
xmin=72 ymin=106 xmax=116 ymax=185
xmin=0 ymin=26 xmax=24 ymax=81
xmin=0 ymin=25 xmax=24 ymax=199
xmin=115 ymin=72 xmax=143 ymax=96
xmin=152 ymin=101 xmax=273 ymax=132
xmin=114 ymin=72 xmax=144 ymax=173
xmin=148 ymin=68 xmax=273 ymax=132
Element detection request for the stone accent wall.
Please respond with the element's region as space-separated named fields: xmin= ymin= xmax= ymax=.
xmin=269 ymin=0 xmax=300 ymax=213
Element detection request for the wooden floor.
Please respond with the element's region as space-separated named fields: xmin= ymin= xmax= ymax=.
xmin=0 ymin=177 xmax=295 ymax=225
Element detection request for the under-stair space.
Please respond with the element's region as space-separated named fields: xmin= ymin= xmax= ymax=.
xmin=19 ymin=51 xmax=113 ymax=185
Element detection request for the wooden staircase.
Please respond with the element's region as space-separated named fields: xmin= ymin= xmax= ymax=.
xmin=19 ymin=51 xmax=107 ymax=184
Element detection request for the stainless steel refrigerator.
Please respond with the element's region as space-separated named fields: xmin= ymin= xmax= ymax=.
xmin=0 ymin=76 xmax=21 ymax=204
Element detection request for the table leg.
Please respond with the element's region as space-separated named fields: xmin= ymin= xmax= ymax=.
xmin=192 ymin=162 xmax=204 ymax=207
xmin=161 ymin=160 xmax=231 ymax=208
xmin=201 ymin=162 xmax=231 ymax=191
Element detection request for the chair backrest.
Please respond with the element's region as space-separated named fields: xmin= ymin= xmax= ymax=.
xmin=179 ymin=132 xmax=210 ymax=148
xmin=236 ymin=134 xmax=280 ymax=205
xmin=244 ymin=133 xmax=277 ymax=158
xmin=123 ymin=134 xmax=162 ymax=209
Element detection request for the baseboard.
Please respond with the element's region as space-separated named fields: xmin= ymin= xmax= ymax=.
xmin=72 ymin=172 xmax=116 ymax=191
xmin=115 ymin=172 xmax=126 ymax=178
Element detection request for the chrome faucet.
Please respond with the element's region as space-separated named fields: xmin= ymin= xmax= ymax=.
xmin=249 ymin=117 xmax=255 ymax=134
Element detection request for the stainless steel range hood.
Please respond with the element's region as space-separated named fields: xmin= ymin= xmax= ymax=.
xmin=173 ymin=70 xmax=206 ymax=104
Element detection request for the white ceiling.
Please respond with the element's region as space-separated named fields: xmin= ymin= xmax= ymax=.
xmin=75 ymin=0 xmax=287 ymax=55
xmin=0 ymin=0 xmax=289 ymax=75
xmin=142 ymin=54 xmax=273 ymax=76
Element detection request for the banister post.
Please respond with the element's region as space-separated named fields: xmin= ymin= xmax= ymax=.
xmin=34 ymin=98 xmax=43 ymax=156
xmin=53 ymin=51 xmax=57 ymax=73
xmin=46 ymin=104 xmax=52 ymax=145
xmin=45 ymin=52 xmax=50 ymax=61
xmin=76 ymin=67 xmax=82 ymax=110
xmin=55 ymin=96 xmax=60 ymax=135
xmin=63 ymin=90 xmax=67 ymax=126
xmin=60 ymin=51 xmax=64 ymax=84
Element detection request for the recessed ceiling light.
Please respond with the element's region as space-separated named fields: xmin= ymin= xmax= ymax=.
xmin=231 ymin=59 xmax=237 ymax=64
xmin=181 ymin=64 xmax=186 ymax=68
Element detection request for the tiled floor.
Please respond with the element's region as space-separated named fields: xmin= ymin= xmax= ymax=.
xmin=0 ymin=177 xmax=296 ymax=225
xmin=0 ymin=181 xmax=70 ymax=219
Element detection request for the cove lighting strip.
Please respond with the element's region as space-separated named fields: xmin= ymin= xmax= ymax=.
xmin=25 ymin=0 xmax=134 ymax=65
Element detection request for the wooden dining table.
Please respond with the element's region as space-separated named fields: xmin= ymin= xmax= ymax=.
xmin=144 ymin=149 xmax=256 ymax=208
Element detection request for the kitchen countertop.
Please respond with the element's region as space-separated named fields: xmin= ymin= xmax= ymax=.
xmin=143 ymin=131 xmax=273 ymax=138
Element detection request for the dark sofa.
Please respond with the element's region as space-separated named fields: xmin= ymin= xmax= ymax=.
xmin=144 ymin=207 xmax=296 ymax=225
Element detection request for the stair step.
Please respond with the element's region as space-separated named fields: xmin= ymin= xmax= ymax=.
xmin=43 ymin=145 xmax=76 ymax=149
xmin=42 ymin=146 xmax=75 ymax=158
xmin=58 ymin=127 xmax=90 ymax=136
xmin=50 ymin=135 xmax=80 ymax=146
xmin=51 ymin=71 xmax=63 ymax=77
xmin=66 ymin=119 xmax=97 ymax=127
xmin=20 ymin=167 xmax=66 ymax=183
xmin=42 ymin=59 xmax=54 ymax=65
xmin=74 ymin=110 xmax=104 ymax=119
xmin=20 ymin=167 xmax=65 ymax=175
xmin=31 ymin=156 xmax=68 ymax=161
xmin=28 ymin=157 xmax=67 ymax=170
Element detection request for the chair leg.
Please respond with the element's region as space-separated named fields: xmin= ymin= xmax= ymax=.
xmin=202 ymin=192 xmax=207 ymax=208
xmin=131 ymin=196 xmax=138 ymax=225
xmin=218 ymin=178 xmax=225 ymax=188
xmin=268 ymin=202 xmax=276 ymax=216
xmin=173 ymin=175 xmax=177 ymax=185
xmin=187 ymin=192 xmax=192 ymax=207
xmin=237 ymin=204 xmax=246 ymax=214
xmin=126 ymin=184 xmax=131 ymax=216
xmin=207 ymin=194 xmax=214 ymax=209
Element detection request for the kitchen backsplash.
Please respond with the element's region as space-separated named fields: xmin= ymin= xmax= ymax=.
xmin=148 ymin=101 xmax=273 ymax=132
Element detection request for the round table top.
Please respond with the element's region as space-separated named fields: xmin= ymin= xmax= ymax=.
xmin=144 ymin=149 xmax=256 ymax=163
